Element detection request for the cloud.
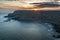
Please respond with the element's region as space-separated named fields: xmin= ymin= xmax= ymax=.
xmin=1 ymin=21 xmax=54 ymax=40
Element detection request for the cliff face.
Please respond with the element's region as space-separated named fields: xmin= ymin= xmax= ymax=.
xmin=5 ymin=10 xmax=60 ymax=33
xmin=6 ymin=10 xmax=60 ymax=23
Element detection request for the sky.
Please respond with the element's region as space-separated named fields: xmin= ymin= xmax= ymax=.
xmin=0 ymin=0 xmax=60 ymax=10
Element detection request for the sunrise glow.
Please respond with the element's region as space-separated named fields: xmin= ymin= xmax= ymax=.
xmin=21 ymin=4 xmax=35 ymax=8
xmin=0 ymin=0 xmax=60 ymax=10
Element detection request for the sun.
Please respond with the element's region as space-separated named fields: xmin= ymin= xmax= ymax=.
xmin=34 ymin=9 xmax=38 ymax=11
xmin=31 ymin=8 xmax=41 ymax=11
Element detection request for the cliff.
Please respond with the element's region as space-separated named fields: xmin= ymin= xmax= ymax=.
xmin=5 ymin=10 xmax=60 ymax=33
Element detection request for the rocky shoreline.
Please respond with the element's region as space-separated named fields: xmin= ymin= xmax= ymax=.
xmin=5 ymin=10 xmax=60 ymax=34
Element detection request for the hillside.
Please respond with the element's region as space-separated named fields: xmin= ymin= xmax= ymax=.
xmin=5 ymin=10 xmax=60 ymax=33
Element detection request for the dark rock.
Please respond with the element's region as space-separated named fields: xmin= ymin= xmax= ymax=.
xmin=56 ymin=35 xmax=60 ymax=38
xmin=5 ymin=10 xmax=60 ymax=33
xmin=53 ymin=35 xmax=60 ymax=38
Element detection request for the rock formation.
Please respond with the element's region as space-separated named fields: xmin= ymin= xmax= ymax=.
xmin=5 ymin=10 xmax=60 ymax=35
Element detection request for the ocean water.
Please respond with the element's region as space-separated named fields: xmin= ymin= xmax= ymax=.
xmin=0 ymin=9 xmax=56 ymax=40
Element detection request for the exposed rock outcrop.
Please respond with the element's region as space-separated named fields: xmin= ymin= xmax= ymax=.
xmin=5 ymin=10 xmax=60 ymax=34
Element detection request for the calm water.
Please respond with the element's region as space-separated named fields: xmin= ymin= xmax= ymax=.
xmin=0 ymin=9 xmax=55 ymax=40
